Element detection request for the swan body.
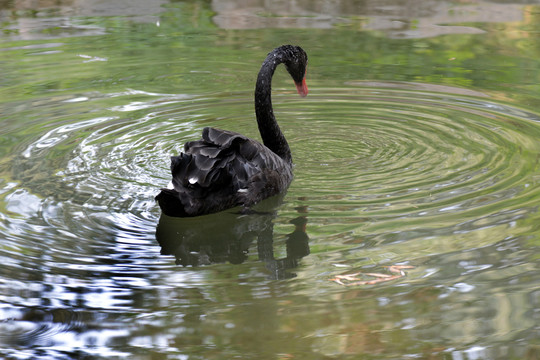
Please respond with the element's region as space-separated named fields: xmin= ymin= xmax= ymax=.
xmin=156 ymin=45 xmax=308 ymax=217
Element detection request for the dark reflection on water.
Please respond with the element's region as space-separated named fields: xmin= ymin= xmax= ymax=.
xmin=156 ymin=198 xmax=310 ymax=279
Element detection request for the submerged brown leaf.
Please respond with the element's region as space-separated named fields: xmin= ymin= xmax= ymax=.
xmin=330 ymin=265 xmax=414 ymax=286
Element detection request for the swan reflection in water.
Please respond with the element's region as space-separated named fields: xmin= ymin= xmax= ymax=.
xmin=155 ymin=196 xmax=309 ymax=279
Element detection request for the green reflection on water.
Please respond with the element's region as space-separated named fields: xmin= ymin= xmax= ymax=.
xmin=1 ymin=1 xmax=540 ymax=360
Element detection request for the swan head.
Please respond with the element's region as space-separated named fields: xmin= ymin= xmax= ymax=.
xmin=280 ymin=45 xmax=308 ymax=97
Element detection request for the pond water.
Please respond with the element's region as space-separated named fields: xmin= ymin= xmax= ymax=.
xmin=1 ymin=1 xmax=540 ymax=359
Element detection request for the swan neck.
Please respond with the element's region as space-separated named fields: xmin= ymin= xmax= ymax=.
xmin=255 ymin=54 xmax=292 ymax=164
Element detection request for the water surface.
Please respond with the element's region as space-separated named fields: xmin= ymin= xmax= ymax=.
xmin=1 ymin=1 xmax=540 ymax=359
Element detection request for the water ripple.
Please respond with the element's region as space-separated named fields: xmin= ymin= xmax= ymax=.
xmin=2 ymin=84 xmax=540 ymax=357
xmin=3 ymin=84 xmax=540 ymax=245
xmin=290 ymin=87 xmax=540 ymax=230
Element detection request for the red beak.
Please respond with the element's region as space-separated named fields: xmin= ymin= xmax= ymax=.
xmin=295 ymin=77 xmax=308 ymax=97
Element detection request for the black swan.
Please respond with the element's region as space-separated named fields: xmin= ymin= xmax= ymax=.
xmin=155 ymin=45 xmax=308 ymax=217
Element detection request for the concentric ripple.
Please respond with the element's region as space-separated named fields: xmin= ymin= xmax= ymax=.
xmin=3 ymin=83 xmax=540 ymax=234
xmin=2 ymin=82 xmax=540 ymax=353
xmin=285 ymin=85 xmax=540 ymax=241
xmin=5 ymin=84 xmax=540 ymax=243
